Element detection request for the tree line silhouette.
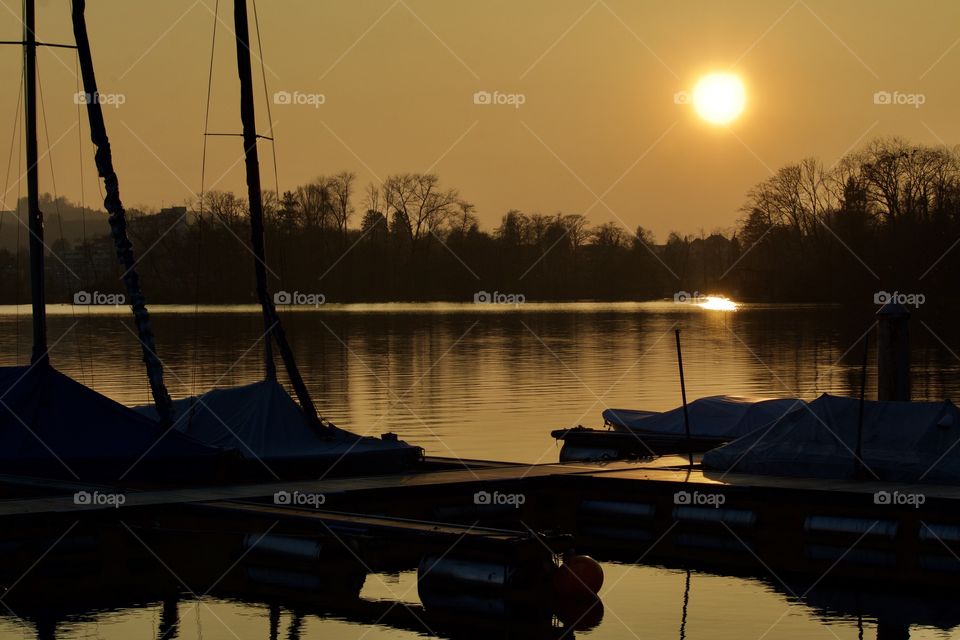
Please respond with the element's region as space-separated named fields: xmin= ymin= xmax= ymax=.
xmin=0 ymin=137 xmax=957 ymax=305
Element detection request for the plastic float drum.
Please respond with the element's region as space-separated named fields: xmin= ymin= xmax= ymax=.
xmin=241 ymin=533 xmax=366 ymax=596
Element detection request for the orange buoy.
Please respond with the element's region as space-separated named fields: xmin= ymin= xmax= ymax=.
xmin=555 ymin=594 xmax=604 ymax=630
xmin=553 ymin=554 xmax=604 ymax=599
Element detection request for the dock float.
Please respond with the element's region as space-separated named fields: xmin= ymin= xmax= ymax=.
xmin=2 ymin=455 xmax=960 ymax=587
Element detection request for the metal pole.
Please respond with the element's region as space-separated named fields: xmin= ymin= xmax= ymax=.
xmin=855 ymin=332 xmax=868 ymax=478
xmin=877 ymin=302 xmax=910 ymax=401
xmin=23 ymin=0 xmax=48 ymax=365
xmin=675 ymin=329 xmax=693 ymax=466
xmin=71 ymin=0 xmax=175 ymax=425
xmin=233 ymin=0 xmax=322 ymax=426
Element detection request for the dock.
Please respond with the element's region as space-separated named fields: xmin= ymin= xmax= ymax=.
xmin=2 ymin=454 xmax=959 ymax=589
xmin=1 ymin=453 xmax=960 ymax=640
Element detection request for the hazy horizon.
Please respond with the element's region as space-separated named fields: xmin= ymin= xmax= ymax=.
xmin=2 ymin=1 xmax=959 ymax=239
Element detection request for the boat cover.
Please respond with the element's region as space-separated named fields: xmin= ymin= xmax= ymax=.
xmin=134 ymin=380 xmax=420 ymax=461
xmin=603 ymin=395 xmax=804 ymax=439
xmin=0 ymin=365 xmax=224 ymax=480
xmin=702 ymin=393 xmax=960 ymax=483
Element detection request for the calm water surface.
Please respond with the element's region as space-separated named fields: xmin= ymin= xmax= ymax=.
xmin=1 ymin=302 xmax=958 ymax=639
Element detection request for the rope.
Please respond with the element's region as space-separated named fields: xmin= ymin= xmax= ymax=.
xmin=251 ymin=0 xmax=281 ymax=198
xmin=251 ymin=0 xmax=287 ymax=293
xmin=14 ymin=69 xmax=24 ymax=364
xmin=37 ymin=55 xmax=87 ymax=382
xmin=253 ymin=0 xmax=297 ymax=399
xmin=3 ymin=68 xmax=24 ymax=365
xmin=192 ymin=0 xmax=221 ymax=395
xmin=75 ymin=53 xmax=95 ymax=387
xmin=2 ymin=67 xmax=24 ymax=233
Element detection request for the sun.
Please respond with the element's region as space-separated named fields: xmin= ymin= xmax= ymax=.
xmin=693 ymin=72 xmax=746 ymax=125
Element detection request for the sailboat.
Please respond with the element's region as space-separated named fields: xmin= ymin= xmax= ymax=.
xmin=0 ymin=0 xmax=227 ymax=483
xmin=1 ymin=0 xmax=419 ymax=484
xmin=131 ymin=0 xmax=423 ymax=478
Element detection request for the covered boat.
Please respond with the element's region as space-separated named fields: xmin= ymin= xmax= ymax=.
xmin=0 ymin=0 xmax=233 ymax=485
xmin=603 ymin=395 xmax=804 ymax=440
xmin=127 ymin=0 xmax=423 ymax=479
xmin=553 ymin=395 xmax=804 ymax=460
xmin=0 ymin=365 xmax=227 ymax=482
xmin=702 ymin=393 xmax=960 ymax=483
xmin=0 ymin=0 xmax=421 ymax=487
xmin=134 ymin=381 xmax=422 ymax=476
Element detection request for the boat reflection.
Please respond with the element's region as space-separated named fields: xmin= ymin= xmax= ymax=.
xmin=1 ymin=515 xmax=956 ymax=639
xmin=0 ymin=516 xmax=593 ymax=640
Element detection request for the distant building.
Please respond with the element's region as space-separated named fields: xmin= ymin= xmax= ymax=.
xmin=54 ymin=241 xmax=116 ymax=284
xmin=128 ymin=206 xmax=190 ymax=238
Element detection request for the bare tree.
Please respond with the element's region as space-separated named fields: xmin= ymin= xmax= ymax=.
xmin=381 ymin=173 xmax=461 ymax=253
xmin=199 ymin=190 xmax=246 ymax=225
xmin=593 ymin=221 xmax=627 ymax=249
xmin=448 ymin=201 xmax=479 ymax=237
xmin=293 ymin=181 xmax=331 ymax=229
xmin=328 ymin=171 xmax=355 ymax=238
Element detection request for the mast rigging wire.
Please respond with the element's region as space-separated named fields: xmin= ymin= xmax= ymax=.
xmin=36 ymin=57 xmax=87 ymax=383
xmin=2 ymin=69 xmax=24 ymax=364
xmin=192 ymin=0 xmax=221 ymax=395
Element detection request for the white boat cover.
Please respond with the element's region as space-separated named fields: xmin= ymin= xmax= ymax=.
xmin=702 ymin=394 xmax=960 ymax=483
xmin=135 ymin=380 xmax=418 ymax=461
xmin=603 ymin=395 xmax=804 ymax=439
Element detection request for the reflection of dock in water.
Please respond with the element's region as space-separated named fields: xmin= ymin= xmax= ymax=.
xmin=3 ymin=455 xmax=960 ymax=638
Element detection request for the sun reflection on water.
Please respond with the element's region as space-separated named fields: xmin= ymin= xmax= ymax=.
xmin=697 ymin=295 xmax=738 ymax=311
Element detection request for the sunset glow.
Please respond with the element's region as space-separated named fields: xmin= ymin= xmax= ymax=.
xmin=693 ymin=73 xmax=746 ymax=125
xmin=698 ymin=295 xmax=738 ymax=311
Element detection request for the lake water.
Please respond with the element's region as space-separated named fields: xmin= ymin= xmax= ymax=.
xmin=1 ymin=301 xmax=958 ymax=639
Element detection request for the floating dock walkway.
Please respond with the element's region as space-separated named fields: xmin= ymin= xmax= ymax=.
xmin=2 ymin=455 xmax=960 ymax=588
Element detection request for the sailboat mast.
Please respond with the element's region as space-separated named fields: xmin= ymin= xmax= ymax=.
xmin=71 ymin=0 xmax=176 ymax=425
xmin=23 ymin=0 xmax=48 ymax=365
xmin=233 ymin=0 xmax=322 ymax=425
xmin=233 ymin=0 xmax=276 ymax=382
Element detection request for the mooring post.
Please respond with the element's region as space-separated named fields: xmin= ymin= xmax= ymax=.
xmin=876 ymin=302 xmax=910 ymax=401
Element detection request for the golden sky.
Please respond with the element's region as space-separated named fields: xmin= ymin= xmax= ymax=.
xmin=2 ymin=0 xmax=959 ymax=239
